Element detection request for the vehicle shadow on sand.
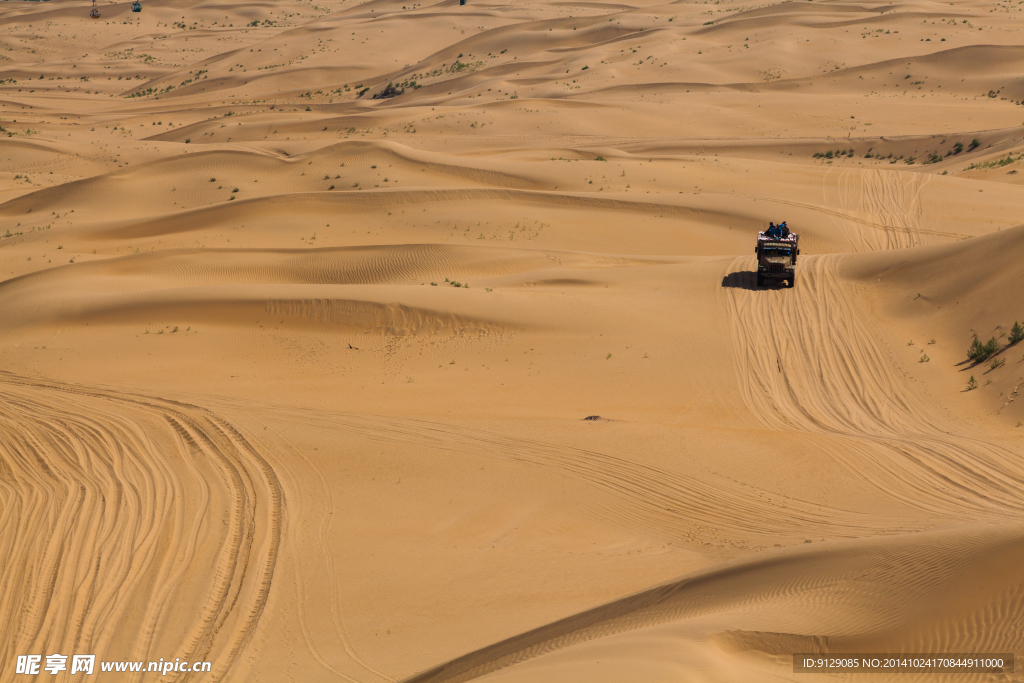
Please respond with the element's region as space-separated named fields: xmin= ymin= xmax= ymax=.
xmin=721 ymin=271 xmax=786 ymax=291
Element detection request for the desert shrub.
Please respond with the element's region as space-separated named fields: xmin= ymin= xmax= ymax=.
xmin=966 ymin=376 xmax=978 ymax=391
xmin=967 ymin=335 xmax=1000 ymax=363
xmin=1009 ymin=321 xmax=1023 ymax=345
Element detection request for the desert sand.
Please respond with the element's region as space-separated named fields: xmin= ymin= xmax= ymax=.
xmin=1 ymin=0 xmax=1024 ymax=680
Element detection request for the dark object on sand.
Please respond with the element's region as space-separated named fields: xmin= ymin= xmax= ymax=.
xmin=372 ymin=83 xmax=404 ymax=99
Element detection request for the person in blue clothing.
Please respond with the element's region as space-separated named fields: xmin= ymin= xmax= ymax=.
xmin=766 ymin=222 xmax=777 ymax=238
xmin=778 ymin=221 xmax=789 ymax=238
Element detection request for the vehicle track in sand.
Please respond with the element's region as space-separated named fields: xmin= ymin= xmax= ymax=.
xmin=823 ymin=167 xmax=930 ymax=251
xmin=239 ymin=403 xmax=920 ymax=551
xmin=258 ymin=422 xmax=395 ymax=683
xmin=723 ymin=255 xmax=1024 ymax=521
xmin=396 ymin=247 xmax=1024 ymax=683
xmin=0 ymin=372 xmax=283 ymax=683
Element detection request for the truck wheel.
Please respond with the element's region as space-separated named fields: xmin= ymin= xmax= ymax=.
xmin=756 ymin=274 xmax=764 ymax=288
xmin=787 ymin=276 xmax=795 ymax=288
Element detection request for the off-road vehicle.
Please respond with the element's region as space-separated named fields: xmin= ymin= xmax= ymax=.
xmin=755 ymin=230 xmax=799 ymax=288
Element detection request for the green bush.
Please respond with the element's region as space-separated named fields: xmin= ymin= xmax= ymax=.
xmin=1009 ymin=321 xmax=1024 ymax=345
xmin=967 ymin=335 xmax=1000 ymax=363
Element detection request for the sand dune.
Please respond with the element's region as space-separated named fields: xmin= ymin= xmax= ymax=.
xmin=405 ymin=524 xmax=1024 ymax=683
xmin=726 ymin=254 xmax=1024 ymax=519
xmin=2 ymin=0 xmax=1023 ymax=680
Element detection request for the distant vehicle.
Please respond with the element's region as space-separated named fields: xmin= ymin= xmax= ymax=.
xmin=755 ymin=225 xmax=799 ymax=287
xmin=132 ymin=1 xmax=141 ymax=11
xmin=90 ymin=0 xmax=100 ymax=17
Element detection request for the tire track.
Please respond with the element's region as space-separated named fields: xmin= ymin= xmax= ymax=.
xmin=238 ymin=404 xmax=920 ymax=548
xmin=823 ymin=168 xmax=930 ymax=252
xmin=859 ymin=169 xmax=929 ymax=250
xmin=263 ymin=423 xmax=396 ymax=683
xmin=403 ymin=251 xmax=1024 ymax=683
xmin=0 ymin=373 xmax=283 ymax=683
xmin=724 ymin=255 xmax=1024 ymax=520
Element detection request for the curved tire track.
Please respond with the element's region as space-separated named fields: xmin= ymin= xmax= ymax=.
xmin=823 ymin=168 xmax=930 ymax=252
xmin=0 ymin=373 xmax=283 ymax=683
xmin=724 ymin=255 xmax=1024 ymax=520
xmin=242 ymin=404 xmax=918 ymax=548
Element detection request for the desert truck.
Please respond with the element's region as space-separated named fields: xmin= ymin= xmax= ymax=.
xmin=755 ymin=228 xmax=799 ymax=287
